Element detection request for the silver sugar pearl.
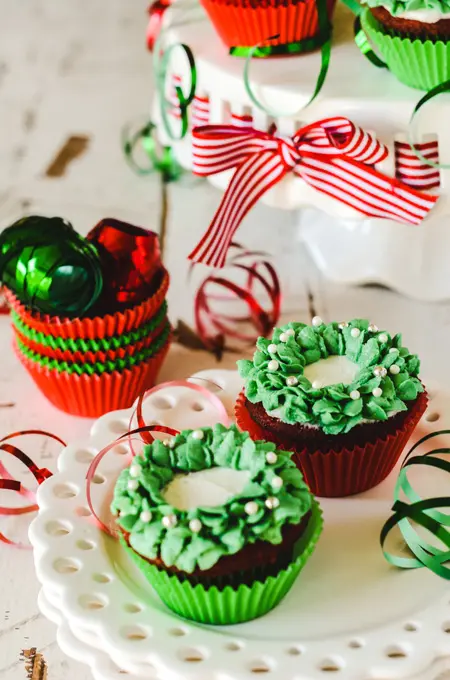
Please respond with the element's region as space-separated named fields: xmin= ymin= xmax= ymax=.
xmin=268 ymin=360 xmax=279 ymax=372
xmin=372 ymin=387 xmax=383 ymax=398
xmin=140 ymin=510 xmax=152 ymax=523
xmin=271 ymin=476 xmax=283 ymax=490
xmin=286 ymin=376 xmax=298 ymax=387
xmin=312 ymin=316 xmax=323 ymax=327
xmin=350 ymin=328 xmax=361 ymax=338
xmin=389 ymin=364 xmax=400 ymax=375
xmin=191 ymin=429 xmax=204 ymax=440
xmin=373 ymin=365 xmax=387 ymax=378
xmin=162 ymin=514 xmax=178 ymax=529
xmin=368 ymin=323 xmax=379 ymax=333
xmin=127 ymin=479 xmax=139 ymax=491
xmin=268 ymin=343 xmax=278 ymax=354
xmin=285 ymin=328 xmax=295 ymax=337
xmin=245 ymin=501 xmax=259 ymax=516
xmin=378 ymin=333 xmax=389 ymax=343
xmin=279 ymin=332 xmax=288 ymax=343
xmin=265 ymin=496 xmax=280 ymax=510
xmin=129 ymin=464 xmax=141 ymax=478
xmin=338 ymin=322 xmax=349 ymax=329
xmin=189 ymin=519 xmax=202 ymax=533
xmin=350 ymin=390 xmax=360 ymax=400
xmin=266 ymin=452 xmax=278 ymax=464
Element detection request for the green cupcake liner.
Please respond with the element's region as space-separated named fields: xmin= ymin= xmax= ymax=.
xmin=15 ymin=322 xmax=171 ymax=376
xmin=361 ymin=8 xmax=450 ymax=90
xmin=11 ymin=302 xmax=168 ymax=353
xmin=122 ymin=500 xmax=323 ymax=625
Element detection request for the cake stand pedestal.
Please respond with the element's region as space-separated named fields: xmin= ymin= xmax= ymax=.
xmin=155 ymin=2 xmax=450 ymax=301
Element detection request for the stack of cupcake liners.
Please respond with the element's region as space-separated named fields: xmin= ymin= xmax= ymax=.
xmin=7 ymin=270 xmax=171 ymax=418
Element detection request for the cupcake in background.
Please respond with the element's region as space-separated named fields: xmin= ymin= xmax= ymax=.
xmin=236 ymin=318 xmax=427 ymax=497
xmin=2 ymin=216 xmax=171 ymax=417
xmin=361 ymin=0 xmax=450 ymax=89
xmin=200 ymin=0 xmax=336 ymax=54
xmin=112 ymin=424 xmax=323 ymax=625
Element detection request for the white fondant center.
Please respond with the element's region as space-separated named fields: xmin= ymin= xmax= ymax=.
xmin=303 ymin=355 xmax=359 ymax=387
xmin=383 ymin=5 xmax=446 ymax=22
xmin=162 ymin=468 xmax=250 ymax=510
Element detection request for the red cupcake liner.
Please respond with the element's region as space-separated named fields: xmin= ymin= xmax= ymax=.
xmin=200 ymin=0 xmax=336 ymax=50
xmin=15 ymin=337 xmax=171 ymax=418
xmin=13 ymin=316 xmax=169 ymax=365
xmin=5 ymin=270 xmax=169 ymax=341
xmin=235 ymin=391 xmax=428 ymax=497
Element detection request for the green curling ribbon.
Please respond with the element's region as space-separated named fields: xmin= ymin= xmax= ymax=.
xmin=242 ymin=0 xmax=332 ymax=118
xmin=408 ymin=79 xmax=450 ymax=170
xmin=353 ymin=15 xmax=387 ymax=68
xmin=381 ymin=430 xmax=450 ymax=579
xmin=122 ymin=120 xmax=182 ymax=182
xmin=17 ymin=322 xmax=171 ymax=376
xmin=153 ymin=39 xmax=196 ymax=141
xmin=0 ymin=216 xmax=103 ymax=317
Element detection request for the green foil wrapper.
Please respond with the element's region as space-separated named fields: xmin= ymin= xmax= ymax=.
xmin=361 ymin=8 xmax=450 ymax=90
xmin=121 ymin=500 xmax=323 ymax=625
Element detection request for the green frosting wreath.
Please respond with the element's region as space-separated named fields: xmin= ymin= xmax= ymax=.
xmin=362 ymin=0 xmax=450 ymax=16
xmin=16 ymin=321 xmax=170 ymax=375
xmin=111 ymin=424 xmax=312 ymax=573
xmin=237 ymin=318 xmax=424 ymax=435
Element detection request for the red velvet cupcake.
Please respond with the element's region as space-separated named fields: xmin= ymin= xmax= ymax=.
xmin=236 ymin=318 xmax=427 ymax=497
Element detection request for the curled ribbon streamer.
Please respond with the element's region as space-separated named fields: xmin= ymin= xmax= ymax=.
xmin=86 ymin=381 xmax=230 ymax=535
xmin=153 ymin=38 xmax=197 ymax=141
xmin=188 ymin=118 xmax=438 ymax=268
xmin=0 ymin=430 xmax=66 ymax=548
xmin=381 ymin=430 xmax=450 ymax=579
xmin=408 ymin=80 xmax=450 ymax=171
xmin=147 ymin=0 xmax=174 ymax=51
xmin=122 ymin=120 xmax=182 ymax=182
xmin=193 ymin=244 xmax=281 ymax=351
xmin=242 ymin=0 xmax=332 ymax=118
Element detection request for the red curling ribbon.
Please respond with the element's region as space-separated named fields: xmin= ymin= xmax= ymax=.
xmin=86 ymin=381 xmax=231 ymax=535
xmin=188 ymin=118 xmax=439 ymax=268
xmin=146 ymin=0 xmax=173 ymax=51
xmin=0 ymin=287 xmax=9 ymax=314
xmin=0 ymin=430 xmax=66 ymax=547
xmin=193 ymin=244 xmax=281 ymax=352
xmin=87 ymin=218 xmax=164 ymax=308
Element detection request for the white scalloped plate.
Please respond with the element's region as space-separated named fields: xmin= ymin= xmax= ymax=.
xmin=30 ymin=371 xmax=450 ymax=680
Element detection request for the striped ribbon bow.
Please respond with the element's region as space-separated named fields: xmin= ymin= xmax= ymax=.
xmin=188 ymin=117 xmax=439 ymax=268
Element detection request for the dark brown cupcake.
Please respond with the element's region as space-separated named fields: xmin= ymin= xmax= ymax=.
xmin=370 ymin=5 xmax=450 ymax=39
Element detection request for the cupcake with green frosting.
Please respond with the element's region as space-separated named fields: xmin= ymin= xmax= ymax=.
xmin=111 ymin=424 xmax=322 ymax=625
xmin=361 ymin=0 xmax=450 ymax=89
xmin=236 ymin=318 xmax=428 ymax=497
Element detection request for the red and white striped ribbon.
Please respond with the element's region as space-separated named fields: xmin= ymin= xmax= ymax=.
xmin=189 ymin=118 xmax=439 ymax=268
xmin=168 ymin=73 xmax=182 ymax=120
xmin=231 ymin=112 xmax=254 ymax=128
xmin=395 ymin=140 xmax=440 ymax=190
xmin=191 ymin=94 xmax=210 ymax=127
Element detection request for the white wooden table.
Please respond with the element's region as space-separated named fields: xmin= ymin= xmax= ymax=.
xmin=0 ymin=0 xmax=449 ymax=677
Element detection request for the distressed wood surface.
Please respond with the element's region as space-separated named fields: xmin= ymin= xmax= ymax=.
xmin=0 ymin=0 xmax=449 ymax=678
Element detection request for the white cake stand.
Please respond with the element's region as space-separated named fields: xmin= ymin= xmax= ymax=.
xmin=29 ymin=369 xmax=450 ymax=680
xmin=155 ymin=2 xmax=450 ymax=301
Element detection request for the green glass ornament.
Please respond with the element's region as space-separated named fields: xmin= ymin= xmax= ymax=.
xmin=0 ymin=216 xmax=103 ymax=317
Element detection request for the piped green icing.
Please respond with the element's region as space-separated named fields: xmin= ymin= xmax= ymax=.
xmin=111 ymin=424 xmax=313 ymax=573
xmin=362 ymin=0 xmax=450 ymax=16
xmin=237 ymin=319 xmax=424 ymax=435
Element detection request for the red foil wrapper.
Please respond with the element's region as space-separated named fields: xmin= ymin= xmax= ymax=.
xmin=15 ymin=338 xmax=171 ymax=418
xmin=200 ymin=0 xmax=336 ymax=51
xmin=235 ymin=391 xmax=428 ymax=497
xmin=13 ymin=315 xmax=168 ymax=365
xmin=87 ymin=219 xmax=163 ymax=309
xmin=5 ymin=270 xmax=169 ymax=340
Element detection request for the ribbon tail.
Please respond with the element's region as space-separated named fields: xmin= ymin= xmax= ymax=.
xmin=297 ymin=154 xmax=438 ymax=225
xmin=189 ymin=150 xmax=286 ymax=268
